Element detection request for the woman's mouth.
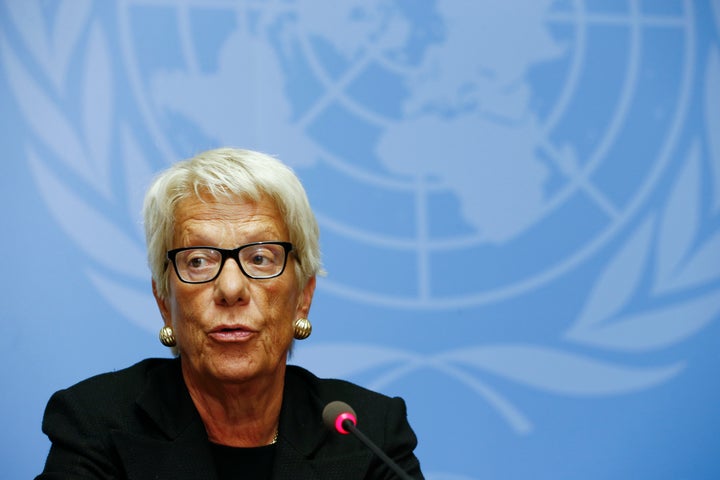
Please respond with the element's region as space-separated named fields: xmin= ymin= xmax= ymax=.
xmin=208 ymin=325 xmax=255 ymax=342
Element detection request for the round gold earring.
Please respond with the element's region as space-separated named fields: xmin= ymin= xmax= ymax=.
xmin=293 ymin=318 xmax=312 ymax=340
xmin=159 ymin=325 xmax=176 ymax=347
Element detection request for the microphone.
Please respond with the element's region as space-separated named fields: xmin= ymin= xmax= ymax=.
xmin=322 ymin=401 xmax=414 ymax=480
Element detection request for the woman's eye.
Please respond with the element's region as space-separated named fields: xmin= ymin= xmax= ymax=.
xmin=188 ymin=257 xmax=207 ymax=268
xmin=244 ymin=247 xmax=279 ymax=268
xmin=183 ymin=250 xmax=218 ymax=270
xmin=251 ymin=253 xmax=271 ymax=265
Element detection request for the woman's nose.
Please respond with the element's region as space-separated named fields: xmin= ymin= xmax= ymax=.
xmin=213 ymin=258 xmax=250 ymax=306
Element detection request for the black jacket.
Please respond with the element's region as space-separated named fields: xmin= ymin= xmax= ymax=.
xmin=36 ymin=358 xmax=423 ymax=479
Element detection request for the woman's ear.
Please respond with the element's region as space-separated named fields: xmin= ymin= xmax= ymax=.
xmin=152 ymin=279 xmax=172 ymax=327
xmin=297 ymin=275 xmax=316 ymax=318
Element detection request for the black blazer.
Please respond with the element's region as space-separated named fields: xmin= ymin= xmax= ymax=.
xmin=36 ymin=358 xmax=424 ymax=479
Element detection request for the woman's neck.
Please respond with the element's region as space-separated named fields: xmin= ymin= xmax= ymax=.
xmin=182 ymin=363 xmax=285 ymax=447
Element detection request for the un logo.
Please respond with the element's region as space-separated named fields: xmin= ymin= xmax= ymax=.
xmin=4 ymin=0 xmax=720 ymax=445
xmin=113 ymin=0 xmax=704 ymax=309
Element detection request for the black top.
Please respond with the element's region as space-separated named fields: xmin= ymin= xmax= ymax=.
xmin=36 ymin=358 xmax=424 ymax=479
xmin=210 ymin=442 xmax=276 ymax=480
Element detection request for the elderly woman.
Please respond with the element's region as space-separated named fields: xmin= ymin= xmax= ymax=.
xmin=37 ymin=148 xmax=423 ymax=479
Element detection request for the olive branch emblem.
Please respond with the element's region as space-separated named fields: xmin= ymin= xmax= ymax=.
xmin=1 ymin=0 xmax=158 ymax=332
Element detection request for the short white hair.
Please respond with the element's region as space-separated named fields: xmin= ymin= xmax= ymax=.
xmin=143 ymin=148 xmax=323 ymax=299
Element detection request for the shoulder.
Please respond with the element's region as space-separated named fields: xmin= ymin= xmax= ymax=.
xmin=285 ymin=365 xmax=408 ymax=425
xmin=286 ymin=364 xmax=392 ymax=401
xmin=44 ymin=358 xmax=178 ymax=418
xmin=38 ymin=359 xmax=190 ymax=477
xmin=60 ymin=358 xmax=174 ymax=394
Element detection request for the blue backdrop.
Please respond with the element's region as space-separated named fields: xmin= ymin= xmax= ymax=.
xmin=2 ymin=1 xmax=720 ymax=478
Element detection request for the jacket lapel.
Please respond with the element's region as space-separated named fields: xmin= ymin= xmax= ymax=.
xmin=272 ymin=367 xmax=373 ymax=480
xmin=112 ymin=358 xmax=218 ymax=480
xmin=112 ymin=423 xmax=216 ymax=480
xmin=272 ymin=366 xmax=325 ymax=479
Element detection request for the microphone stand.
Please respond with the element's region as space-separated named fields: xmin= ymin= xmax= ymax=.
xmin=341 ymin=419 xmax=414 ymax=480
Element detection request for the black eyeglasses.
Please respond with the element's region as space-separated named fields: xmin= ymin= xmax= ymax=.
xmin=167 ymin=241 xmax=293 ymax=284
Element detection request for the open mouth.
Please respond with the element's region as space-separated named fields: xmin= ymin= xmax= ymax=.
xmin=209 ymin=326 xmax=254 ymax=342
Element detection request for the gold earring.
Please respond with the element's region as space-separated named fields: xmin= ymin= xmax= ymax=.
xmin=159 ymin=325 xmax=176 ymax=347
xmin=293 ymin=318 xmax=312 ymax=340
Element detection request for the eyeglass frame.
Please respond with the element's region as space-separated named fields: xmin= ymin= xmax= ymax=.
xmin=166 ymin=241 xmax=294 ymax=284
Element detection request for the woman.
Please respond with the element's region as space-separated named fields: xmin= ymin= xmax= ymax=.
xmin=36 ymin=148 xmax=424 ymax=479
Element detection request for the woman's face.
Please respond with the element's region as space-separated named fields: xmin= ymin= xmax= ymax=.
xmin=153 ymin=195 xmax=315 ymax=386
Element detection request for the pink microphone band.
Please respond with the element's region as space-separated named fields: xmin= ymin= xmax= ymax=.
xmin=335 ymin=412 xmax=357 ymax=434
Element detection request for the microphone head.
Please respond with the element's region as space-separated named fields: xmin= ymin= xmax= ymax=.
xmin=322 ymin=400 xmax=357 ymax=434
